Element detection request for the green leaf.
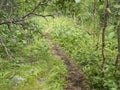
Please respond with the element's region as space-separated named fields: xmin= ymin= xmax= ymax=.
xmin=75 ymin=0 xmax=81 ymax=3
xmin=108 ymin=32 xmax=115 ymax=39
xmin=114 ymin=5 xmax=120 ymax=8
xmin=20 ymin=0 xmax=26 ymax=2
xmin=118 ymin=11 xmax=120 ymax=15
xmin=107 ymin=8 xmax=111 ymax=13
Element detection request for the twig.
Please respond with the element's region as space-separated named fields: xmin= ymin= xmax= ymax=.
xmin=0 ymin=0 xmax=50 ymax=25
xmin=32 ymin=13 xmax=54 ymax=18
xmin=32 ymin=13 xmax=54 ymax=21
xmin=0 ymin=37 xmax=15 ymax=60
xmin=115 ymin=53 xmax=120 ymax=72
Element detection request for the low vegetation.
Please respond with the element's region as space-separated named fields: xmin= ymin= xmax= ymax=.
xmin=0 ymin=0 xmax=120 ymax=90
xmin=0 ymin=23 xmax=67 ymax=90
xmin=35 ymin=17 xmax=119 ymax=90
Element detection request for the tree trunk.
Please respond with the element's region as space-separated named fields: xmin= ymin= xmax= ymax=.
xmin=115 ymin=25 xmax=120 ymax=72
xmin=115 ymin=0 xmax=120 ymax=72
xmin=101 ymin=0 xmax=109 ymax=68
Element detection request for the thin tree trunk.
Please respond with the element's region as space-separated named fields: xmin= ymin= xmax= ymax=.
xmin=115 ymin=0 xmax=120 ymax=71
xmin=115 ymin=27 xmax=120 ymax=72
xmin=93 ymin=0 xmax=97 ymax=48
xmin=101 ymin=0 xmax=109 ymax=68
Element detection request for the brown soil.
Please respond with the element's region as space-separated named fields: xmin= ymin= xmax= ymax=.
xmin=45 ymin=30 xmax=86 ymax=90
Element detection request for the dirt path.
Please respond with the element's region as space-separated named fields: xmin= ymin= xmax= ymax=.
xmin=45 ymin=30 xmax=86 ymax=90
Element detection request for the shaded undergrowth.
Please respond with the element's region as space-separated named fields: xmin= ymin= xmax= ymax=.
xmin=45 ymin=29 xmax=86 ymax=90
xmin=36 ymin=17 xmax=119 ymax=90
xmin=0 ymin=16 xmax=120 ymax=90
xmin=0 ymin=26 xmax=67 ymax=90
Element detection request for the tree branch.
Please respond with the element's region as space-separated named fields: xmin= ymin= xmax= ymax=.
xmin=0 ymin=37 xmax=15 ymax=60
xmin=32 ymin=13 xmax=54 ymax=18
xmin=0 ymin=0 xmax=50 ymax=25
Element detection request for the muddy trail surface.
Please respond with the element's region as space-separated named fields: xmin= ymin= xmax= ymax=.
xmin=45 ymin=30 xmax=86 ymax=90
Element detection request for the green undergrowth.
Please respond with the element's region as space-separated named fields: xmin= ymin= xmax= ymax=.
xmin=1 ymin=16 xmax=119 ymax=90
xmin=0 ymin=27 xmax=67 ymax=89
xmin=35 ymin=16 xmax=120 ymax=90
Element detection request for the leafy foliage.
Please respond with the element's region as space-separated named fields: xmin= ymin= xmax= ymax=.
xmin=0 ymin=0 xmax=120 ymax=90
xmin=0 ymin=26 xmax=67 ymax=90
xmin=42 ymin=17 xmax=119 ymax=90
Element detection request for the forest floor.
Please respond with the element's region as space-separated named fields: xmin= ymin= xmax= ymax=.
xmin=45 ymin=29 xmax=86 ymax=90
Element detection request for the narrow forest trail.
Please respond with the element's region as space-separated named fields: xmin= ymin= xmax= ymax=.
xmin=45 ymin=29 xmax=86 ymax=90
